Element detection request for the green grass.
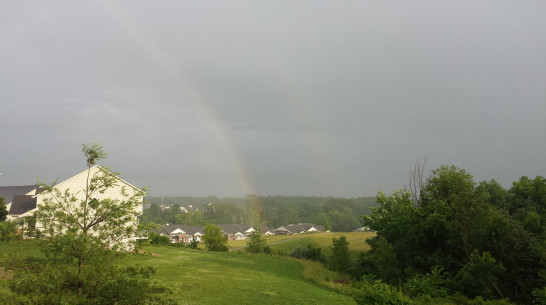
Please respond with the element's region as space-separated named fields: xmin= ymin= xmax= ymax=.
xmin=0 ymin=240 xmax=357 ymax=305
xmin=228 ymin=232 xmax=375 ymax=259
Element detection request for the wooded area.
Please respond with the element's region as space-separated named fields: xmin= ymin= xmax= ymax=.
xmin=141 ymin=195 xmax=377 ymax=232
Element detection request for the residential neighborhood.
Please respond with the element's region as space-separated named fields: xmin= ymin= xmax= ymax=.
xmin=154 ymin=223 xmax=325 ymax=244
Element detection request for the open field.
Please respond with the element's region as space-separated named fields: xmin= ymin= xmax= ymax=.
xmin=228 ymin=231 xmax=375 ymax=258
xmin=0 ymin=240 xmax=357 ymax=305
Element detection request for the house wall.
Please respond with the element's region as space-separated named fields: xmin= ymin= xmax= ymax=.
xmin=34 ymin=166 xmax=143 ymax=249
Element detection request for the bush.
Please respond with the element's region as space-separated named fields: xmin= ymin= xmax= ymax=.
xmin=353 ymin=277 xmax=413 ymax=305
xmin=289 ymin=244 xmax=325 ymax=262
xmin=188 ymin=238 xmax=199 ymax=249
xmin=0 ymin=221 xmax=20 ymax=241
xmin=407 ymin=266 xmax=448 ymax=299
xmin=148 ymin=232 xmax=170 ymax=245
xmin=247 ymin=229 xmax=267 ymax=254
xmin=533 ymin=287 xmax=546 ymax=305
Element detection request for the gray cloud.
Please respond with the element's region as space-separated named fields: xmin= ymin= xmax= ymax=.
xmin=1 ymin=0 xmax=545 ymax=197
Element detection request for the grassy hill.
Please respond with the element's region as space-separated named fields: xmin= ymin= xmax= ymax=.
xmin=1 ymin=240 xmax=357 ymax=305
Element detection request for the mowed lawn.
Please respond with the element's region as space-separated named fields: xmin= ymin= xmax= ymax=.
xmin=126 ymin=246 xmax=356 ymax=305
xmin=228 ymin=231 xmax=375 ymax=259
xmin=1 ymin=241 xmax=357 ymax=305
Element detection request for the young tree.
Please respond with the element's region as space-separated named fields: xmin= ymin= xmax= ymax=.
xmin=35 ymin=143 xmax=145 ymax=253
xmin=247 ymin=228 xmax=267 ymax=254
xmin=202 ymin=224 xmax=228 ymax=252
xmin=7 ymin=143 xmax=174 ymax=305
xmin=34 ymin=142 xmax=146 ymax=272
xmin=0 ymin=196 xmax=7 ymax=221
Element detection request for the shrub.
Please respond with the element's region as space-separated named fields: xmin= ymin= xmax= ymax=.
xmin=407 ymin=266 xmax=448 ymax=299
xmin=148 ymin=232 xmax=170 ymax=245
xmin=533 ymin=287 xmax=546 ymax=305
xmin=353 ymin=277 xmax=413 ymax=305
xmin=247 ymin=229 xmax=267 ymax=254
xmin=0 ymin=221 xmax=20 ymax=241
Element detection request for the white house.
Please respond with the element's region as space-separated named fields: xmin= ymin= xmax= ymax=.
xmin=0 ymin=165 xmax=144 ymax=248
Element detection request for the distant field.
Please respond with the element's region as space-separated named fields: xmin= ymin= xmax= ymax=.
xmin=0 ymin=240 xmax=357 ymax=305
xmin=228 ymin=231 xmax=375 ymax=258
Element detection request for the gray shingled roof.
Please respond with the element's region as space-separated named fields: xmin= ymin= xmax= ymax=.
xmin=0 ymin=185 xmax=38 ymax=204
xmin=8 ymin=195 xmax=37 ymax=215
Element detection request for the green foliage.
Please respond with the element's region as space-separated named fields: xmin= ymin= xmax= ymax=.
xmin=4 ymin=143 xmax=173 ymax=304
xmin=246 ymin=228 xmax=267 ymax=254
xmin=532 ymin=287 xmax=546 ymax=305
xmin=0 ymin=220 xmax=19 ymax=241
xmin=149 ymin=231 xmax=170 ymax=245
xmin=289 ymin=243 xmax=326 ymax=262
xmin=8 ymin=243 xmax=174 ymax=305
xmin=353 ymin=277 xmax=413 ymax=305
xmin=407 ymin=266 xmax=448 ymax=299
xmin=363 ymin=165 xmax=545 ymax=304
xmin=0 ymin=196 xmax=7 ymax=221
xmin=188 ymin=237 xmax=199 ymax=249
xmin=203 ymin=224 xmax=228 ymax=252
xmin=453 ymin=251 xmax=505 ymax=299
xmin=35 ymin=143 xmax=146 ymax=252
xmin=329 ymin=236 xmax=352 ymax=274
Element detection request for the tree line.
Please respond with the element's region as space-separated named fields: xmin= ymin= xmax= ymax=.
xmin=355 ymin=165 xmax=545 ymax=304
xmin=140 ymin=195 xmax=377 ymax=231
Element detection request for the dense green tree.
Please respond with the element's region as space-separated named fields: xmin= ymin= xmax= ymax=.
xmin=0 ymin=196 xmax=7 ymax=221
xmin=363 ymin=165 xmax=545 ymax=304
xmin=329 ymin=236 xmax=352 ymax=274
xmin=203 ymin=224 xmax=228 ymax=252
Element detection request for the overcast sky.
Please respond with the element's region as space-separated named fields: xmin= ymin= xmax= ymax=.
xmin=1 ymin=1 xmax=545 ymax=197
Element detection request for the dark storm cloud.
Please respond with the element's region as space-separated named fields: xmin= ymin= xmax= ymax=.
xmin=1 ymin=0 xmax=545 ymax=197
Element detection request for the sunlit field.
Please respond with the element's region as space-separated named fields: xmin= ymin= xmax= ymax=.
xmin=228 ymin=231 xmax=375 ymax=258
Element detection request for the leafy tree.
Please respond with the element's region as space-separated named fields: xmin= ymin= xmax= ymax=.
xmin=329 ymin=236 xmax=352 ymax=274
xmin=203 ymin=224 xmax=228 ymax=252
xmin=247 ymin=228 xmax=267 ymax=254
xmin=0 ymin=196 xmax=7 ymax=221
xmin=363 ymin=165 xmax=545 ymax=303
xmin=34 ymin=143 xmax=146 ymax=267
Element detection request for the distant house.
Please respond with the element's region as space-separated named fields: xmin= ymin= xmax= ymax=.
xmin=0 ymin=166 xmax=144 ymax=247
xmin=156 ymin=224 xmax=204 ymax=244
xmin=353 ymin=226 xmax=372 ymax=232
xmin=274 ymin=223 xmax=325 ymax=235
xmin=0 ymin=185 xmax=40 ymax=221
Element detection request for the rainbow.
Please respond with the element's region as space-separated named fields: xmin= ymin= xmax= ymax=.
xmin=97 ymin=1 xmax=257 ymax=196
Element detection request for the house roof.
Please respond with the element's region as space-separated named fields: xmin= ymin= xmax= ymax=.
xmin=274 ymin=223 xmax=325 ymax=234
xmin=9 ymin=195 xmax=37 ymax=215
xmin=0 ymin=185 xmax=38 ymax=204
xmin=218 ymin=224 xmax=247 ymax=235
xmin=159 ymin=224 xmax=204 ymax=236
